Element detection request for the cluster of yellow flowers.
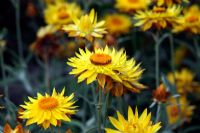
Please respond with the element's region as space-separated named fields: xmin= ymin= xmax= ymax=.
xmin=6 ymin=0 xmax=200 ymax=132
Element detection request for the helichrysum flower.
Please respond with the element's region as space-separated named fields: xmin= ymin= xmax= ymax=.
xmin=3 ymin=123 xmax=29 ymax=133
xmin=104 ymin=13 xmax=132 ymax=35
xmin=44 ymin=1 xmax=82 ymax=27
xmin=30 ymin=25 xmax=62 ymax=59
xmin=62 ymin=9 xmax=107 ymax=42
xmin=167 ymin=68 xmax=200 ymax=95
xmin=67 ymin=46 xmax=125 ymax=84
xmin=155 ymin=0 xmax=188 ymax=6
xmin=134 ymin=5 xmax=181 ymax=31
xmin=115 ymin=0 xmax=151 ymax=13
xmin=19 ymin=88 xmax=77 ymax=129
xmin=153 ymin=84 xmax=170 ymax=103
xmin=166 ymin=96 xmax=195 ymax=124
xmin=102 ymin=58 xmax=146 ymax=96
xmin=105 ymin=106 xmax=161 ymax=133
xmin=173 ymin=5 xmax=200 ymax=34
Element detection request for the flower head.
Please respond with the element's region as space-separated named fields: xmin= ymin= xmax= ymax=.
xmin=134 ymin=5 xmax=181 ymax=31
xmin=62 ymin=9 xmax=107 ymax=42
xmin=19 ymin=88 xmax=77 ymax=129
xmin=3 ymin=123 xmax=29 ymax=133
xmin=44 ymin=1 xmax=82 ymax=27
xmin=155 ymin=0 xmax=188 ymax=6
xmin=166 ymin=96 xmax=195 ymax=124
xmin=104 ymin=13 xmax=132 ymax=35
xmin=67 ymin=46 xmax=126 ymax=84
xmin=167 ymin=68 xmax=199 ymax=95
xmin=153 ymin=84 xmax=170 ymax=102
xmin=173 ymin=5 xmax=200 ymax=34
xmin=115 ymin=0 xmax=151 ymax=13
xmin=105 ymin=106 xmax=161 ymax=133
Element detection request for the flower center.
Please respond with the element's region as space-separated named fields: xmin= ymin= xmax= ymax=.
xmin=38 ymin=97 xmax=59 ymax=110
xmin=186 ymin=15 xmax=199 ymax=23
xmin=128 ymin=0 xmax=139 ymax=3
xmin=58 ymin=6 xmax=69 ymax=19
xmin=90 ymin=53 xmax=112 ymax=65
xmin=170 ymin=106 xmax=179 ymax=117
xmin=153 ymin=7 xmax=166 ymax=13
xmin=111 ymin=17 xmax=123 ymax=25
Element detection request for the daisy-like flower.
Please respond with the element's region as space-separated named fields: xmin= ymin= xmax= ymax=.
xmin=167 ymin=68 xmax=200 ymax=95
xmin=155 ymin=0 xmax=188 ymax=6
xmin=62 ymin=9 xmax=107 ymax=42
xmin=134 ymin=5 xmax=182 ymax=31
xmin=19 ymin=88 xmax=77 ymax=129
xmin=115 ymin=0 xmax=151 ymax=13
xmin=105 ymin=106 xmax=161 ymax=133
xmin=44 ymin=1 xmax=82 ymax=27
xmin=173 ymin=5 xmax=200 ymax=34
xmin=104 ymin=13 xmax=132 ymax=35
xmin=166 ymin=96 xmax=195 ymax=125
xmin=101 ymin=58 xmax=146 ymax=96
xmin=67 ymin=46 xmax=125 ymax=85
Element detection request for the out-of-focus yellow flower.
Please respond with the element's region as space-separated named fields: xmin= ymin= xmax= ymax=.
xmin=134 ymin=5 xmax=181 ymax=31
xmin=3 ymin=123 xmax=29 ymax=133
xmin=166 ymin=96 xmax=195 ymax=125
xmin=19 ymin=88 xmax=77 ymax=129
xmin=115 ymin=0 xmax=151 ymax=13
xmin=104 ymin=13 xmax=132 ymax=35
xmin=174 ymin=46 xmax=187 ymax=66
xmin=155 ymin=0 xmax=188 ymax=6
xmin=67 ymin=46 xmax=125 ymax=85
xmin=62 ymin=9 xmax=107 ymax=42
xmin=105 ymin=106 xmax=161 ymax=133
xmin=173 ymin=5 xmax=200 ymax=34
xmin=44 ymin=1 xmax=82 ymax=27
xmin=37 ymin=25 xmax=57 ymax=38
xmin=167 ymin=68 xmax=200 ymax=95
xmin=0 ymin=40 xmax=6 ymax=50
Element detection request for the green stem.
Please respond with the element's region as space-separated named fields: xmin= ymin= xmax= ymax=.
xmin=0 ymin=50 xmax=9 ymax=98
xmin=44 ymin=55 xmax=50 ymax=93
xmin=155 ymin=41 xmax=160 ymax=87
xmin=156 ymin=103 xmax=161 ymax=122
xmin=97 ymin=88 xmax=102 ymax=133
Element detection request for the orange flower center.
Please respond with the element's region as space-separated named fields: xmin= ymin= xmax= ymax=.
xmin=153 ymin=7 xmax=166 ymax=13
xmin=186 ymin=15 xmax=199 ymax=23
xmin=38 ymin=97 xmax=59 ymax=110
xmin=128 ymin=0 xmax=138 ymax=3
xmin=58 ymin=6 xmax=69 ymax=19
xmin=111 ymin=17 xmax=123 ymax=25
xmin=90 ymin=53 xmax=112 ymax=65
xmin=170 ymin=106 xmax=179 ymax=117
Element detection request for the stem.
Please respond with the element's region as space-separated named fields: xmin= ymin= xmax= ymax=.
xmin=156 ymin=103 xmax=161 ymax=122
xmin=97 ymin=88 xmax=102 ymax=133
xmin=103 ymin=92 xmax=110 ymax=126
xmin=0 ymin=50 xmax=9 ymax=98
xmin=44 ymin=55 xmax=50 ymax=93
xmin=155 ymin=41 xmax=160 ymax=87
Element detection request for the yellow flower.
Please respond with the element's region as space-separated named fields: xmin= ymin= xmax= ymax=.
xmin=156 ymin=0 xmax=188 ymax=6
xmin=167 ymin=68 xmax=199 ymax=94
xmin=115 ymin=0 xmax=151 ymax=13
xmin=134 ymin=5 xmax=181 ymax=31
xmin=3 ymin=123 xmax=29 ymax=133
xmin=67 ymin=46 xmax=126 ymax=85
xmin=173 ymin=46 xmax=187 ymax=66
xmin=102 ymin=58 xmax=146 ymax=96
xmin=104 ymin=14 xmax=132 ymax=35
xmin=62 ymin=9 xmax=107 ymax=42
xmin=19 ymin=88 xmax=77 ymax=129
xmin=166 ymin=96 xmax=195 ymax=125
xmin=44 ymin=1 xmax=82 ymax=27
xmin=105 ymin=106 xmax=161 ymax=133
xmin=173 ymin=5 xmax=200 ymax=34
